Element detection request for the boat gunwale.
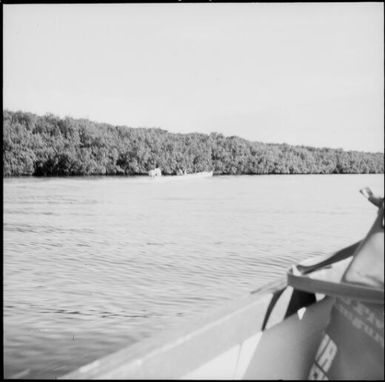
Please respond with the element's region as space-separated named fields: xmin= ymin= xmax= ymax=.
xmin=60 ymin=278 xmax=286 ymax=379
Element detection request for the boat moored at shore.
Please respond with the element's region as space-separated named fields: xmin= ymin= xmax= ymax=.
xmin=149 ymin=169 xmax=213 ymax=180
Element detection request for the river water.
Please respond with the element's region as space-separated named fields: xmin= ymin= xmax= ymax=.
xmin=3 ymin=174 xmax=384 ymax=378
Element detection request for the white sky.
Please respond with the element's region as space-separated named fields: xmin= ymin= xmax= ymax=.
xmin=3 ymin=3 xmax=384 ymax=152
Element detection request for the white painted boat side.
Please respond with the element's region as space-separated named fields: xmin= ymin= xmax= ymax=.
xmin=60 ymin=279 xmax=333 ymax=380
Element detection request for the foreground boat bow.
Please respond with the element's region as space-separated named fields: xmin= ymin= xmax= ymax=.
xmin=61 ymin=277 xmax=335 ymax=379
xmin=61 ymin=190 xmax=384 ymax=379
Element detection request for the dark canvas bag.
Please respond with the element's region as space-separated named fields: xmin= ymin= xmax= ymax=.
xmin=287 ymin=199 xmax=384 ymax=380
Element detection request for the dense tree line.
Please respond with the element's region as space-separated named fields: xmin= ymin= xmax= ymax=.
xmin=3 ymin=110 xmax=384 ymax=176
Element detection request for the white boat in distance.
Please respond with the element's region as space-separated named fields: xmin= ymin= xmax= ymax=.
xmin=149 ymin=169 xmax=213 ymax=180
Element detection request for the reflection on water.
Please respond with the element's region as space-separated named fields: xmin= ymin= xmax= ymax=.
xmin=4 ymin=174 xmax=384 ymax=378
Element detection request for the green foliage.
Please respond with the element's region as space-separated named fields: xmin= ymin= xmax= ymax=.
xmin=3 ymin=110 xmax=384 ymax=176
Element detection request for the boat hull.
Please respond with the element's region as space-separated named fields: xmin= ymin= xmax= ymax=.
xmin=151 ymin=171 xmax=213 ymax=181
xmin=61 ymin=278 xmax=333 ymax=380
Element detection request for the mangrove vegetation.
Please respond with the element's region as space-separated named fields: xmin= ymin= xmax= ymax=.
xmin=3 ymin=110 xmax=384 ymax=177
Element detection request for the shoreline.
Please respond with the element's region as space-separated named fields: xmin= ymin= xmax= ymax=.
xmin=3 ymin=172 xmax=384 ymax=179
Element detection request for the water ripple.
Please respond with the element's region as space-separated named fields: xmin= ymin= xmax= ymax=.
xmin=3 ymin=174 xmax=383 ymax=379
